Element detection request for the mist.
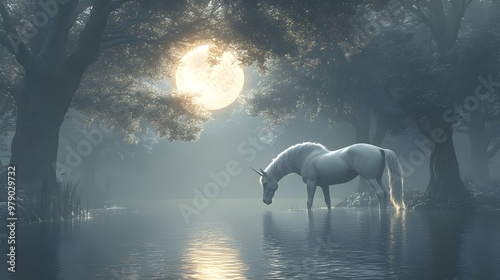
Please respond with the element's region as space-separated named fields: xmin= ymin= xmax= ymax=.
xmin=1 ymin=1 xmax=500 ymax=279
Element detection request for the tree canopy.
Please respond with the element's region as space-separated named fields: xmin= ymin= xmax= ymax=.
xmin=0 ymin=0 xmax=394 ymax=141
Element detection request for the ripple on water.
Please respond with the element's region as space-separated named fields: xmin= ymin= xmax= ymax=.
xmin=1 ymin=205 xmax=499 ymax=280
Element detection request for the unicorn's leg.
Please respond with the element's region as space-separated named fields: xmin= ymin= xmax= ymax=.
xmin=366 ymin=178 xmax=387 ymax=209
xmin=306 ymin=180 xmax=317 ymax=210
xmin=320 ymin=185 xmax=331 ymax=210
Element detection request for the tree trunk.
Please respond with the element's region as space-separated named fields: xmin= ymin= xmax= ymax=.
xmin=9 ymin=77 xmax=72 ymax=220
xmin=419 ymin=121 xmax=470 ymax=202
xmin=488 ymin=140 xmax=500 ymax=160
xmin=468 ymin=113 xmax=490 ymax=183
xmin=354 ymin=108 xmax=371 ymax=144
xmin=371 ymin=121 xmax=387 ymax=146
xmin=0 ymin=0 xmax=110 ymax=220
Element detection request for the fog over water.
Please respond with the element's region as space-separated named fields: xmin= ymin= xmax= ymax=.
xmin=1 ymin=1 xmax=500 ymax=279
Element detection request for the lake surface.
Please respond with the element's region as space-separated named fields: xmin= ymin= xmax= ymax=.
xmin=2 ymin=199 xmax=500 ymax=280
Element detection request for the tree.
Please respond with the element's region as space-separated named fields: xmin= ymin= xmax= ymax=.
xmin=0 ymin=0 xmax=218 ymax=219
xmin=0 ymin=0 xmax=394 ymax=219
xmin=398 ymin=0 xmax=473 ymax=53
xmin=395 ymin=0 xmax=500 ymax=200
xmin=454 ymin=2 xmax=500 ymax=183
xmin=455 ymin=34 xmax=500 ymax=183
xmin=395 ymin=1 xmax=500 ymax=184
xmin=367 ymin=0 xmax=499 ymax=203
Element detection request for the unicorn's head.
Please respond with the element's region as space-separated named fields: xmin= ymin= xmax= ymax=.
xmin=251 ymin=167 xmax=278 ymax=205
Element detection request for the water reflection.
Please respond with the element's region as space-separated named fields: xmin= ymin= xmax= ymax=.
xmin=378 ymin=210 xmax=408 ymax=279
xmin=263 ymin=209 xmax=410 ymax=279
xmin=262 ymin=211 xmax=297 ymax=279
xmin=424 ymin=211 xmax=473 ymax=280
xmin=10 ymin=222 xmax=61 ymax=280
xmin=182 ymin=217 xmax=247 ymax=280
xmin=460 ymin=212 xmax=500 ymax=278
xmin=1 ymin=205 xmax=498 ymax=280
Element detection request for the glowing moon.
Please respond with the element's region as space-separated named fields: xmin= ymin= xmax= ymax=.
xmin=175 ymin=45 xmax=244 ymax=110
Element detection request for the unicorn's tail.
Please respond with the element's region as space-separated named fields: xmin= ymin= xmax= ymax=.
xmin=384 ymin=149 xmax=406 ymax=210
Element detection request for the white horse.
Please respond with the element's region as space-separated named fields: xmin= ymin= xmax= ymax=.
xmin=252 ymin=142 xmax=405 ymax=210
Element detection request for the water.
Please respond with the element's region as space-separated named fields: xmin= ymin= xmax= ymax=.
xmin=2 ymin=199 xmax=500 ymax=280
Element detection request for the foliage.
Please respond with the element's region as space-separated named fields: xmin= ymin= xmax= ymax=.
xmin=244 ymin=23 xmax=409 ymax=136
xmin=0 ymin=0 xmax=491 ymax=127
xmin=0 ymin=0 xmax=394 ymax=142
xmin=373 ymin=5 xmax=500 ymax=134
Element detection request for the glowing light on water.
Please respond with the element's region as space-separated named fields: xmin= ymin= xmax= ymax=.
xmin=182 ymin=221 xmax=247 ymax=279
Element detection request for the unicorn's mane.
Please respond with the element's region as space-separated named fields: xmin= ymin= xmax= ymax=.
xmin=265 ymin=142 xmax=328 ymax=180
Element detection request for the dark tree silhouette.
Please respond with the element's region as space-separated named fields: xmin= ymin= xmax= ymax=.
xmin=0 ymin=1 xmax=222 ymax=219
xmin=392 ymin=0 xmax=500 ymax=201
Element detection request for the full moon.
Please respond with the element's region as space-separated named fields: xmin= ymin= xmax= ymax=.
xmin=175 ymin=45 xmax=244 ymax=110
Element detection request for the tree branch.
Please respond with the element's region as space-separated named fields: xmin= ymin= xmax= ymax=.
xmin=99 ymin=18 xmax=204 ymax=51
xmin=448 ymin=0 xmax=471 ymax=50
xmin=431 ymin=0 xmax=447 ymax=30
xmin=103 ymin=0 xmax=133 ymax=14
xmin=69 ymin=0 xmax=94 ymax=25
xmin=58 ymin=0 xmax=112 ymax=80
xmin=0 ymin=2 xmax=36 ymax=71
xmin=487 ymin=139 xmax=500 ymax=159
xmin=103 ymin=16 xmax=141 ymax=35
xmin=415 ymin=117 xmax=433 ymax=139
xmin=0 ymin=2 xmax=16 ymax=33
xmin=371 ymin=121 xmax=388 ymax=146
xmin=0 ymin=31 xmax=11 ymax=50
xmin=465 ymin=0 xmax=473 ymax=10
xmin=486 ymin=107 xmax=500 ymax=121
xmin=398 ymin=0 xmax=440 ymax=46
xmin=36 ymin=0 xmax=80 ymax=73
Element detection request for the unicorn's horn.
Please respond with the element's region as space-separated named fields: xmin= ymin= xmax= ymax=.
xmin=250 ymin=167 xmax=264 ymax=176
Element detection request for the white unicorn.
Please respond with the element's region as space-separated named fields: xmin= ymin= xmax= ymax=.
xmin=252 ymin=142 xmax=405 ymax=210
